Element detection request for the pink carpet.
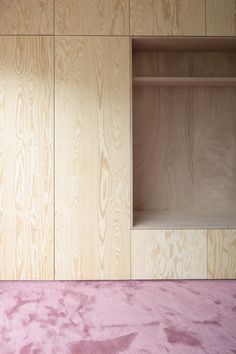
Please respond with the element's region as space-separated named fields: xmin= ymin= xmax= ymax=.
xmin=0 ymin=281 xmax=235 ymax=353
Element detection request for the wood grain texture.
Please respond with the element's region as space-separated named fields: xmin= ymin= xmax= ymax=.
xmin=0 ymin=229 xmax=53 ymax=280
xmin=133 ymin=51 xmax=236 ymax=78
xmin=131 ymin=230 xmax=207 ymax=279
xmin=208 ymin=230 xmax=236 ymax=279
xmin=55 ymin=36 xmax=130 ymax=280
xmin=133 ymin=86 xmax=236 ymax=218
xmin=55 ymin=0 xmax=129 ymax=35
xmin=206 ymin=0 xmax=236 ymax=36
xmin=0 ymin=36 xmax=54 ymax=280
xmin=0 ymin=0 xmax=53 ymax=35
xmin=130 ymin=0 xmax=205 ymax=36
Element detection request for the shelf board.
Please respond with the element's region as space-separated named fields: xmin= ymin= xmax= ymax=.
xmin=133 ymin=77 xmax=236 ymax=87
xmin=133 ymin=211 xmax=236 ymax=230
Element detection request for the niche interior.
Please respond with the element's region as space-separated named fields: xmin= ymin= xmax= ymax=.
xmin=132 ymin=37 xmax=236 ymax=229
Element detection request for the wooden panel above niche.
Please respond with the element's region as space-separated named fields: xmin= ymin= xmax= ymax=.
xmin=206 ymin=0 xmax=236 ymax=36
xmin=130 ymin=0 xmax=205 ymax=36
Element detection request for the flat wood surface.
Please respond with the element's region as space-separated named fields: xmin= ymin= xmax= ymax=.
xmin=131 ymin=229 xmax=207 ymax=279
xmin=55 ymin=36 xmax=130 ymax=280
xmin=55 ymin=0 xmax=129 ymax=35
xmin=0 ymin=36 xmax=54 ymax=279
xmin=133 ymin=211 xmax=236 ymax=229
xmin=133 ymin=85 xmax=236 ymax=228
xmin=0 ymin=0 xmax=53 ymax=34
xmin=133 ymin=77 xmax=236 ymax=87
xmin=133 ymin=51 xmax=236 ymax=77
xmin=130 ymin=0 xmax=205 ymax=36
xmin=207 ymin=0 xmax=236 ymax=36
xmin=208 ymin=230 xmax=236 ymax=279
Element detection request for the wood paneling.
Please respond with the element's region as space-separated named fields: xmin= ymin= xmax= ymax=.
xmin=0 ymin=36 xmax=54 ymax=279
xmin=133 ymin=85 xmax=236 ymax=228
xmin=0 ymin=229 xmax=53 ymax=280
xmin=0 ymin=0 xmax=53 ymax=35
xmin=55 ymin=36 xmax=130 ymax=280
xmin=133 ymin=51 xmax=236 ymax=77
xmin=55 ymin=0 xmax=129 ymax=35
xmin=131 ymin=230 xmax=207 ymax=279
xmin=208 ymin=230 xmax=236 ymax=279
xmin=206 ymin=0 xmax=236 ymax=36
xmin=130 ymin=0 xmax=205 ymax=36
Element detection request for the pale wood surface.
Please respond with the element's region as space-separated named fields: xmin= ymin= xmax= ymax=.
xmin=207 ymin=0 xmax=236 ymax=36
xmin=0 ymin=0 xmax=53 ymax=34
xmin=133 ymin=85 xmax=236 ymax=228
xmin=131 ymin=230 xmax=207 ymax=279
xmin=208 ymin=230 xmax=236 ymax=279
xmin=133 ymin=77 xmax=236 ymax=87
xmin=55 ymin=0 xmax=129 ymax=35
xmin=133 ymin=211 xmax=236 ymax=229
xmin=0 ymin=36 xmax=54 ymax=280
xmin=133 ymin=51 xmax=236 ymax=77
xmin=55 ymin=36 xmax=130 ymax=280
xmin=0 ymin=229 xmax=54 ymax=280
xmin=130 ymin=0 xmax=205 ymax=36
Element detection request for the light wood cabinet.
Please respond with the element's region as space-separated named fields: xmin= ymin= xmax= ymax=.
xmin=0 ymin=0 xmax=235 ymax=280
xmin=0 ymin=36 xmax=54 ymax=279
xmin=208 ymin=230 xmax=236 ymax=279
xmin=130 ymin=0 xmax=205 ymax=36
xmin=55 ymin=0 xmax=129 ymax=35
xmin=206 ymin=0 xmax=236 ymax=36
xmin=131 ymin=230 xmax=207 ymax=279
xmin=0 ymin=0 xmax=53 ymax=34
xmin=55 ymin=36 xmax=130 ymax=280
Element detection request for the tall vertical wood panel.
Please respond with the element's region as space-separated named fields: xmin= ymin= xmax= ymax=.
xmin=130 ymin=0 xmax=205 ymax=36
xmin=55 ymin=0 xmax=129 ymax=35
xmin=131 ymin=230 xmax=207 ymax=279
xmin=55 ymin=36 xmax=130 ymax=280
xmin=0 ymin=36 xmax=54 ymax=279
xmin=206 ymin=0 xmax=236 ymax=36
xmin=0 ymin=0 xmax=53 ymax=35
xmin=208 ymin=230 xmax=236 ymax=279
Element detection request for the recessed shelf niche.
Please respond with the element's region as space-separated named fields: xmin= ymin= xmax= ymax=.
xmin=132 ymin=37 xmax=236 ymax=229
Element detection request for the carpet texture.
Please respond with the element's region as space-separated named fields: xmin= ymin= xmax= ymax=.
xmin=0 ymin=280 xmax=235 ymax=353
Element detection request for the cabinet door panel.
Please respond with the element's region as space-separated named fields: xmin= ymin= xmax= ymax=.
xmin=130 ymin=0 xmax=205 ymax=36
xmin=0 ymin=0 xmax=53 ymax=34
xmin=206 ymin=0 xmax=236 ymax=36
xmin=55 ymin=0 xmax=129 ymax=35
xmin=131 ymin=230 xmax=207 ymax=279
xmin=208 ymin=230 xmax=236 ymax=279
xmin=55 ymin=37 xmax=130 ymax=280
xmin=0 ymin=36 xmax=54 ymax=279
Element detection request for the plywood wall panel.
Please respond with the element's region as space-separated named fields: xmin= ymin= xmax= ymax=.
xmin=0 ymin=36 xmax=54 ymax=280
xmin=0 ymin=0 xmax=53 ymax=35
xmin=55 ymin=0 xmax=129 ymax=35
xmin=55 ymin=36 xmax=130 ymax=280
xmin=206 ymin=0 xmax=236 ymax=36
xmin=131 ymin=230 xmax=207 ymax=279
xmin=130 ymin=0 xmax=205 ymax=36
xmin=208 ymin=230 xmax=236 ymax=279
